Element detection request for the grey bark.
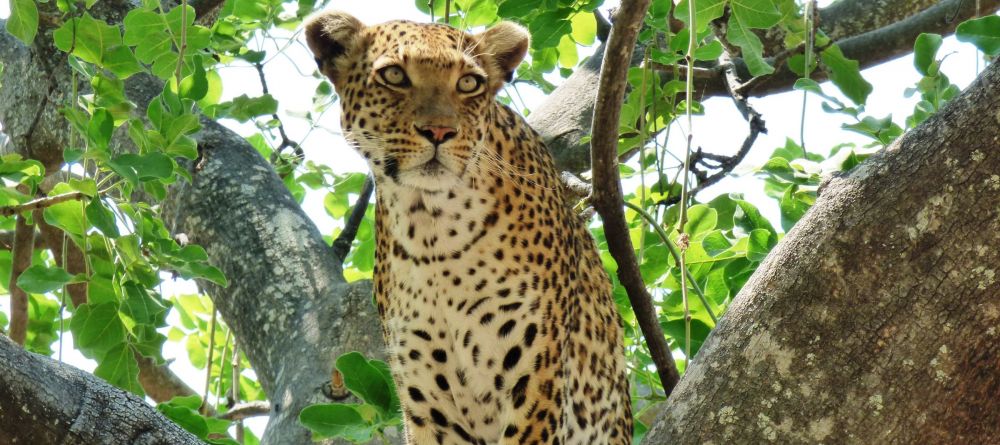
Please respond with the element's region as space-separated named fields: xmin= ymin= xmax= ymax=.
xmin=0 ymin=335 xmax=203 ymax=444
xmin=642 ymin=59 xmax=1000 ymax=444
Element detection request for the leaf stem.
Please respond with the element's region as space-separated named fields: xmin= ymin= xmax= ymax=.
xmin=623 ymin=201 xmax=717 ymax=324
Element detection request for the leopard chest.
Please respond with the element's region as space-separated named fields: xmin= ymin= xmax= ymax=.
xmin=375 ymin=187 xmax=569 ymax=437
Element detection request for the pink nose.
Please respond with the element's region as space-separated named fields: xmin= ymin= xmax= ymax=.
xmin=417 ymin=125 xmax=457 ymax=144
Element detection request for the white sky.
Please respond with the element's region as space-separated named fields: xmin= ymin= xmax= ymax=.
xmin=0 ymin=0 xmax=991 ymax=439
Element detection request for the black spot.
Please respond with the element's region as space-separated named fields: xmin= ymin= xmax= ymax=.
xmin=512 ymin=375 xmax=530 ymax=409
xmin=504 ymin=425 xmax=518 ymax=437
xmin=503 ymin=346 xmax=522 ymax=370
xmin=524 ymin=323 xmax=538 ymax=347
xmin=408 ymin=386 xmax=426 ymax=402
xmin=409 ymin=349 xmax=422 ymax=360
xmin=498 ymin=320 xmax=516 ymax=337
xmin=384 ymin=156 xmax=399 ymax=180
xmin=494 ymin=374 xmax=504 ymax=390
xmin=435 ymin=374 xmax=450 ymax=390
xmin=480 ymin=313 xmax=495 ymax=325
xmin=452 ymin=424 xmax=474 ymax=442
xmin=413 ymin=330 xmax=432 ymax=341
xmin=430 ymin=408 xmax=449 ymax=426
xmin=432 ymin=349 xmax=448 ymax=363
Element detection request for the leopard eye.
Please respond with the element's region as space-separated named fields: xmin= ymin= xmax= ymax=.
xmin=378 ymin=65 xmax=410 ymax=87
xmin=457 ymin=74 xmax=483 ymax=94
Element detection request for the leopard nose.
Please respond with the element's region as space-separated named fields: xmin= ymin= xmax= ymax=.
xmin=416 ymin=125 xmax=457 ymax=144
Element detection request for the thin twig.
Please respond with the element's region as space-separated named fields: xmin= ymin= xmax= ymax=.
xmin=254 ymin=63 xmax=304 ymax=167
xmin=232 ymin=342 xmax=243 ymax=444
xmin=678 ymin=0 xmax=698 ymax=370
xmin=0 ymin=192 xmax=87 ymax=217
xmin=8 ymin=215 xmax=34 ymax=345
xmin=623 ymin=201 xmax=717 ymax=324
xmin=217 ymin=401 xmax=270 ymax=421
xmin=331 ymin=175 xmax=374 ymax=262
xmin=657 ymin=58 xmax=766 ymax=207
xmin=201 ymin=307 xmax=218 ymax=416
xmin=589 ymin=0 xmax=681 ymax=394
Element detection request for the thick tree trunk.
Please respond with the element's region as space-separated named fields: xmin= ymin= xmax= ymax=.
xmin=642 ymin=60 xmax=1000 ymax=444
xmin=0 ymin=336 xmax=202 ymax=444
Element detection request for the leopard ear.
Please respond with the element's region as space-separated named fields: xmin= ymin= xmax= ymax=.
xmin=305 ymin=11 xmax=365 ymax=84
xmin=474 ymin=21 xmax=529 ymax=83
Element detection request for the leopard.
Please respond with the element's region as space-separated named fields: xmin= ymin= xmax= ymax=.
xmin=305 ymin=11 xmax=632 ymax=445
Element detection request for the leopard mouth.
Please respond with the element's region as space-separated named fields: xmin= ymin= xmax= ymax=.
xmin=420 ymin=158 xmax=446 ymax=175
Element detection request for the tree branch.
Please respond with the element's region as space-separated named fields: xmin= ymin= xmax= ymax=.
xmin=0 ymin=335 xmax=203 ymax=444
xmin=7 ymin=215 xmax=34 ymax=345
xmin=589 ymin=0 xmax=681 ymax=395
xmin=331 ymin=175 xmax=374 ymax=262
xmin=0 ymin=191 xmax=86 ymax=217
xmin=217 ymin=401 xmax=271 ymax=421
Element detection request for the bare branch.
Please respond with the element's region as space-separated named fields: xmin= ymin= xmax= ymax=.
xmin=217 ymin=401 xmax=271 ymax=421
xmin=331 ymin=175 xmax=374 ymax=262
xmin=0 ymin=191 xmax=86 ymax=217
xmin=0 ymin=335 xmax=203 ymax=443
xmin=589 ymin=0 xmax=681 ymax=395
xmin=7 ymin=215 xmax=34 ymax=345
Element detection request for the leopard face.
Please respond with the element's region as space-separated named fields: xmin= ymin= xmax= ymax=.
xmin=306 ymin=13 xmax=527 ymax=192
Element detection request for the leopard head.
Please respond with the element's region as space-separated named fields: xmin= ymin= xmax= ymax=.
xmin=305 ymin=12 xmax=529 ymax=192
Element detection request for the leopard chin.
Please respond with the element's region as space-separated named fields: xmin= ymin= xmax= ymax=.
xmin=396 ymin=160 xmax=462 ymax=192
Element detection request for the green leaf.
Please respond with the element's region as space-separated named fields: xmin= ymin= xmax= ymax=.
xmin=87 ymin=108 xmax=115 ymax=151
xmin=178 ymin=56 xmax=208 ymax=101
xmin=727 ymin=16 xmax=773 ymax=76
xmin=214 ymin=94 xmax=278 ymax=122
xmin=683 ymin=205 xmax=718 ymax=235
xmin=956 ymin=16 xmax=1000 ymax=56
xmin=52 ymin=14 xmax=142 ymax=78
xmin=109 ymin=153 xmax=175 ymax=181
xmin=661 ymin=318 xmax=712 ymax=357
xmin=746 ymin=228 xmax=772 ymax=261
xmin=913 ymin=33 xmax=943 ymax=76
xmin=336 ymin=352 xmax=398 ymax=417
xmin=497 ymin=0 xmax=542 ymax=19
xmin=730 ymin=0 xmax=781 ymax=28
xmin=71 ymin=302 xmax=126 ymax=359
xmin=69 ymin=178 xmax=98 ymax=197
xmin=693 ymin=40 xmax=724 ymax=61
xmin=159 ymin=397 xmax=210 ymax=439
xmin=779 ymin=185 xmax=812 ymax=231
xmin=6 ymin=0 xmax=39 ymax=45
xmin=820 ymin=44 xmax=872 ymax=105
xmin=569 ymin=12 xmax=597 ymax=46
xmin=16 ymin=265 xmax=78 ymax=294
xmin=43 ymin=184 xmax=87 ymax=237
xmin=86 ymin=198 xmax=121 ymax=238
xmin=299 ymin=404 xmax=374 ymax=442
xmin=701 ymin=230 xmax=732 ymax=256
xmin=94 ymin=343 xmax=144 ymax=395
xmin=675 ymin=0 xmax=727 ymax=33
xmin=529 ymin=11 xmax=572 ymax=50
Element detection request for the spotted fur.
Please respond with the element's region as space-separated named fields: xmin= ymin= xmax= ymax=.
xmin=306 ymin=12 xmax=632 ymax=445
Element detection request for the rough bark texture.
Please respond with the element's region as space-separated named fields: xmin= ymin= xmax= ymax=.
xmin=642 ymin=60 xmax=1000 ymax=445
xmin=162 ymin=119 xmax=387 ymax=444
xmin=0 ymin=335 xmax=203 ymax=444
